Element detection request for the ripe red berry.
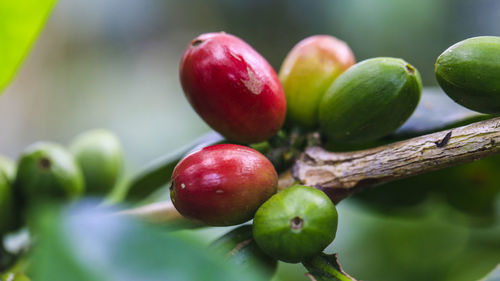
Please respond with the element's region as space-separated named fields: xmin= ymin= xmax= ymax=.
xmin=180 ymin=32 xmax=286 ymax=144
xmin=170 ymin=144 xmax=278 ymax=226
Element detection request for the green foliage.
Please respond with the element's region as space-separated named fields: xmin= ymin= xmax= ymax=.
xmin=480 ymin=265 xmax=500 ymax=281
xmin=29 ymin=201 xmax=271 ymax=281
xmin=1 ymin=272 xmax=30 ymax=281
xmin=210 ymin=225 xmax=278 ymax=280
xmin=302 ymin=253 xmax=356 ymax=281
xmin=124 ymin=131 xmax=224 ymax=202
xmin=331 ymin=201 xmax=500 ymax=281
xmin=0 ymin=0 xmax=57 ymax=94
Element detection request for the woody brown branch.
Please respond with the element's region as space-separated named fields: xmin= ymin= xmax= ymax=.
xmin=292 ymin=116 xmax=500 ymax=203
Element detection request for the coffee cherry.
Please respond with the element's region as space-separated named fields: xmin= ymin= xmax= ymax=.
xmin=170 ymin=144 xmax=277 ymax=226
xmin=70 ymin=129 xmax=123 ymax=195
xmin=15 ymin=142 xmax=84 ymax=203
xmin=436 ymin=36 xmax=500 ymax=114
xmin=180 ymin=32 xmax=286 ymax=143
xmin=279 ymin=35 xmax=355 ymax=129
xmin=319 ymin=57 xmax=422 ymax=142
xmin=253 ymin=185 xmax=338 ymax=263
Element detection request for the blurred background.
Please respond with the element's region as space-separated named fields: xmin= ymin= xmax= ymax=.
xmin=0 ymin=0 xmax=499 ymax=280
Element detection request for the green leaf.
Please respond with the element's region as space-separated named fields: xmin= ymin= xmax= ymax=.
xmin=479 ymin=264 xmax=500 ymax=281
xmin=123 ymin=131 xmax=224 ymax=202
xmin=29 ymin=200 xmax=270 ymax=281
xmin=1 ymin=272 xmax=30 ymax=281
xmin=210 ymin=225 xmax=278 ymax=280
xmin=302 ymin=253 xmax=357 ymax=281
xmin=0 ymin=0 xmax=57 ymax=94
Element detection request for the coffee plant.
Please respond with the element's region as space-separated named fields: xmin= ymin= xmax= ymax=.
xmin=0 ymin=2 xmax=498 ymax=281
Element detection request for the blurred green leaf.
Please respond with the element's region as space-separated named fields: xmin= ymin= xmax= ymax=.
xmin=29 ymin=200 xmax=269 ymax=281
xmin=1 ymin=272 xmax=30 ymax=281
xmin=210 ymin=225 xmax=278 ymax=280
xmin=123 ymin=131 xmax=224 ymax=202
xmin=303 ymin=253 xmax=357 ymax=281
xmin=0 ymin=0 xmax=57 ymax=94
xmin=480 ymin=265 xmax=500 ymax=281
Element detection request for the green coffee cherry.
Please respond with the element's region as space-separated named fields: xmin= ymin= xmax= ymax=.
xmin=0 ymin=155 xmax=16 ymax=184
xmin=319 ymin=57 xmax=422 ymax=143
xmin=253 ymin=185 xmax=338 ymax=263
xmin=435 ymin=36 xmax=500 ymax=114
xmin=15 ymin=142 xmax=84 ymax=203
xmin=70 ymin=129 xmax=123 ymax=195
xmin=210 ymin=225 xmax=277 ymax=279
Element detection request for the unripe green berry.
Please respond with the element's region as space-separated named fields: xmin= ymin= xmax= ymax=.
xmin=70 ymin=129 xmax=123 ymax=195
xmin=15 ymin=142 xmax=84 ymax=203
xmin=253 ymin=185 xmax=338 ymax=263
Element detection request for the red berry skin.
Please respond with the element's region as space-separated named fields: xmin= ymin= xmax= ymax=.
xmin=180 ymin=32 xmax=286 ymax=144
xmin=170 ymin=144 xmax=278 ymax=226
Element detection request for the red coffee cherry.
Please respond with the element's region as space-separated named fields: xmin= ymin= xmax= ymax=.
xmin=180 ymin=32 xmax=286 ymax=144
xmin=170 ymin=144 xmax=278 ymax=226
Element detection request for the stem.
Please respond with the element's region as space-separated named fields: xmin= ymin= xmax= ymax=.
xmin=116 ymin=201 xmax=187 ymax=224
xmin=293 ymin=116 xmax=500 ymax=203
xmin=120 ymin=117 xmax=500 ymax=221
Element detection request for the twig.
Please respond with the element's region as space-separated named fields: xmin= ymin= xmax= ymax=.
xmin=116 ymin=201 xmax=185 ymax=224
xmin=293 ymin=116 xmax=500 ymax=203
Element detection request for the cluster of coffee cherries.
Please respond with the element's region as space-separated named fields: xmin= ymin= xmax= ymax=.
xmin=172 ymin=32 xmax=359 ymax=266
xmin=173 ymin=31 xmax=500 ymax=270
xmin=0 ymin=130 xmax=123 ymax=237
